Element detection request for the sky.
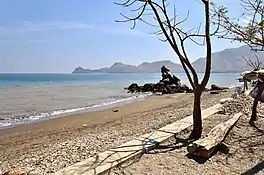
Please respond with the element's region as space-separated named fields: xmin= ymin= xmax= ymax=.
xmin=0 ymin=0 xmax=245 ymax=73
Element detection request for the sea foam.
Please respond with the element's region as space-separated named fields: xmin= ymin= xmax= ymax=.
xmin=0 ymin=92 xmax=152 ymax=129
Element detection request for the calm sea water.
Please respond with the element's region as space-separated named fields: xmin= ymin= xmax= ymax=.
xmin=0 ymin=73 xmax=241 ymax=129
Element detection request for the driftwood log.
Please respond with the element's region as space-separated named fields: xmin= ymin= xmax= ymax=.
xmin=187 ymin=113 xmax=242 ymax=158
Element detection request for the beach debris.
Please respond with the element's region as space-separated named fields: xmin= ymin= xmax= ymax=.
xmin=187 ymin=113 xmax=242 ymax=158
xmin=126 ymin=65 xmax=192 ymax=94
xmin=210 ymin=91 xmax=220 ymax=94
xmin=82 ymin=124 xmax=87 ymax=127
xmin=1 ymin=169 xmax=28 ymax=175
xmin=112 ymin=109 xmax=119 ymax=112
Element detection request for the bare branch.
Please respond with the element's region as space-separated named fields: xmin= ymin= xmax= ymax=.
xmin=211 ymin=0 xmax=264 ymax=51
xmin=114 ymin=0 xmax=137 ymax=7
xmin=243 ymin=52 xmax=263 ymax=70
xmin=115 ymin=1 xmax=148 ymax=29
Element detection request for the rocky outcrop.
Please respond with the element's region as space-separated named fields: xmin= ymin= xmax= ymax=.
xmin=126 ymin=65 xmax=192 ymax=94
xmin=126 ymin=66 xmax=230 ymax=94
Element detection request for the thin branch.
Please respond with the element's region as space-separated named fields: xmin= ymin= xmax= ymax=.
xmin=211 ymin=0 xmax=264 ymax=51
xmin=116 ymin=2 xmax=148 ymax=29
xmin=114 ymin=0 xmax=137 ymax=7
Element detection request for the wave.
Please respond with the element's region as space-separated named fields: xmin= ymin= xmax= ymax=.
xmin=0 ymin=92 xmax=152 ymax=129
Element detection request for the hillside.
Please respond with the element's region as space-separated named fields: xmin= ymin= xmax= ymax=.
xmin=193 ymin=45 xmax=264 ymax=72
xmin=72 ymin=46 xmax=264 ymax=73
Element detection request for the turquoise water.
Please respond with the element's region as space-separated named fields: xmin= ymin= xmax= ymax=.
xmin=0 ymin=73 xmax=241 ymax=128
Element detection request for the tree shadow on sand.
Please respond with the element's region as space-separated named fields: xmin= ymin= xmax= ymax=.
xmin=59 ymin=131 xmax=195 ymax=175
xmin=249 ymin=120 xmax=264 ymax=133
xmin=144 ymin=136 xmax=195 ymax=154
xmin=111 ymin=136 xmax=196 ymax=175
xmin=241 ymin=161 xmax=264 ymax=175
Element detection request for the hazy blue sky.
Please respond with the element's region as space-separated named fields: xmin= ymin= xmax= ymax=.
xmin=0 ymin=0 xmax=244 ymax=73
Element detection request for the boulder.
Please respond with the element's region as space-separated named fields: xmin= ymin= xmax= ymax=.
xmin=142 ymin=83 xmax=155 ymax=92
xmin=170 ymin=75 xmax=181 ymax=85
xmin=153 ymin=82 xmax=165 ymax=93
xmin=204 ymin=88 xmax=210 ymax=92
xmin=160 ymin=66 xmax=181 ymax=86
xmin=211 ymin=84 xmax=229 ymax=91
xmin=161 ymin=65 xmax=170 ymax=73
xmin=127 ymin=83 xmax=140 ymax=93
xmin=237 ymin=77 xmax=244 ymax=82
xmin=179 ymin=84 xmax=192 ymax=93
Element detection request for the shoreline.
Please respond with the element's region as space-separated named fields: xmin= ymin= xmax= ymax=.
xmin=0 ymin=91 xmax=233 ymax=174
xmin=0 ymin=93 xmax=177 ymax=137
xmin=0 ymin=92 xmax=152 ymax=130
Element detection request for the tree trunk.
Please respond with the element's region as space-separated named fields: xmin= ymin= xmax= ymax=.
xmin=245 ymin=78 xmax=248 ymax=90
xmin=251 ymin=98 xmax=258 ymax=122
xmin=190 ymin=89 xmax=203 ymax=139
xmin=187 ymin=113 xmax=242 ymax=158
xmin=243 ymin=77 xmax=248 ymax=92
xmin=251 ymin=82 xmax=264 ymax=122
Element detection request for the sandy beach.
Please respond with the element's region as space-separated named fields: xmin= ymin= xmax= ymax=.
xmin=111 ymin=95 xmax=264 ymax=175
xmin=0 ymin=91 xmax=232 ymax=174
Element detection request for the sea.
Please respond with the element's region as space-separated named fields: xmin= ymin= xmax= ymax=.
xmin=0 ymin=73 xmax=242 ymax=129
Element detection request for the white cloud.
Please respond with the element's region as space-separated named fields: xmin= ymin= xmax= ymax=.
xmin=0 ymin=21 xmax=145 ymax=39
xmin=0 ymin=39 xmax=49 ymax=44
xmin=0 ymin=21 xmax=93 ymax=36
xmin=21 ymin=21 xmax=93 ymax=32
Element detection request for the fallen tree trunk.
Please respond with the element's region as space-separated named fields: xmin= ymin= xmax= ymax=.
xmin=187 ymin=112 xmax=242 ymax=158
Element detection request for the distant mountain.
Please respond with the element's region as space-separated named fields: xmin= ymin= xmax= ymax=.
xmin=137 ymin=60 xmax=183 ymax=72
xmin=72 ymin=45 xmax=264 ymax=73
xmin=108 ymin=62 xmax=138 ymax=73
xmin=193 ymin=45 xmax=264 ymax=72
xmin=73 ymin=60 xmax=183 ymax=73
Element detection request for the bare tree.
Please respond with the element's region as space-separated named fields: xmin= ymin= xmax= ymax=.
xmin=212 ymin=0 xmax=264 ymax=51
xmin=116 ymin=0 xmax=217 ymax=138
xmin=250 ymin=79 xmax=264 ymax=122
xmin=243 ymin=53 xmax=262 ymax=70
xmin=244 ymin=54 xmax=264 ymax=122
xmin=247 ymin=54 xmax=264 ymax=122
xmin=212 ymin=0 xmax=264 ymax=123
xmin=242 ymin=54 xmax=261 ymax=94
